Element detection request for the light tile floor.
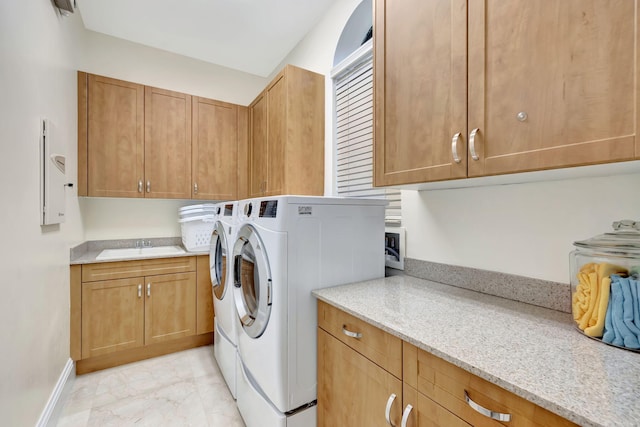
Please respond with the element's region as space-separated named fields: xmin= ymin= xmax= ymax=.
xmin=56 ymin=345 xmax=245 ymax=427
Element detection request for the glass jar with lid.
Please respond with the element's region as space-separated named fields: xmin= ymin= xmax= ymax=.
xmin=570 ymin=220 xmax=640 ymax=351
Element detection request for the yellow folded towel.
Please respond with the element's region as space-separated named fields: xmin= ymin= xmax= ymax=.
xmin=584 ymin=277 xmax=611 ymax=337
xmin=573 ymin=263 xmax=596 ymax=324
xmin=572 ymin=262 xmax=626 ymax=337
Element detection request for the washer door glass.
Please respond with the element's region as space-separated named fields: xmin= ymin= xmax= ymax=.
xmin=232 ymin=224 xmax=272 ymax=339
xmin=209 ymin=221 xmax=228 ymax=300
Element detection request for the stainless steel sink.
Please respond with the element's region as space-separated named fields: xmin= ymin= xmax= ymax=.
xmin=96 ymin=245 xmax=186 ymax=261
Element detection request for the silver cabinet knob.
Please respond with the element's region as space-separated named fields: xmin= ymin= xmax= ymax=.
xmin=401 ymin=404 xmax=413 ymax=427
xmin=146 ymin=283 xmax=151 ymax=297
xmin=451 ymin=132 xmax=462 ymax=164
xmin=138 ymin=180 xmax=143 ymax=193
xmin=137 ymin=284 xmax=142 ymax=298
xmin=516 ymin=111 xmax=528 ymax=122
xmin=146 ymin=181 xmax=151 ymax=193
xmin=342 ymin=325 xmax=362 ymax=339
xmin=469 ymin=128 xmax=480 ymax=161
xmin=385 ymin=393 xmax=397 ymax=427
xmin=465 ymin=390 xmax=511 ymax=422
xmin=194 ymin=182 xmax=198 ymax=194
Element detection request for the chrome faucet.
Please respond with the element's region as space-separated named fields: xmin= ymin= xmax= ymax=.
xmin=135 ymin=239 xmax=153 ymax=248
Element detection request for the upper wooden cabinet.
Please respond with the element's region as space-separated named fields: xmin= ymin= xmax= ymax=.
xmin=374 ymin=0 xmax=640 ymax=186
xmin=192 ymin=96 xmax=248 ymax=200
xmin=78 ymin=72 xmax=248 ymax=199
xmin=81 ymin=74 xmax=145 ymax=197
xmin=144 ymin=87 xmax=192 ymax=198
xmin=248 ymin=65 xmax=325 ymax=197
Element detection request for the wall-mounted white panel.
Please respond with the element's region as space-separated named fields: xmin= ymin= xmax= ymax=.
xmin=40 ymin=119 xmax=66 ymax=225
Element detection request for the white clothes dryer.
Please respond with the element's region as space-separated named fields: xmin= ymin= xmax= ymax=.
xmin=231 ymin=196 xmax=386 ymax=427
xmin=209 ymin=201 xmax=240 ymax=398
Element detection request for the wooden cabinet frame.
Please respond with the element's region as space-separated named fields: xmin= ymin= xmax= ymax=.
xmin=248 ymin=65 xmax=325 ymax=197
xmin=317 ymin=302 xmax=576 ymax=426
xmin=70 ymin=256 xmax=213 ymax=374
xmin=374 ymin=0 xmax=640 ymax=187
xmin=78 ymin=71 xmax=248 ymax=199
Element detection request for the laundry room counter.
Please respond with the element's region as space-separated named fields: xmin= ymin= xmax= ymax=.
xmin=70 ymin=237 xmax=203 ymax=264
xmin=313 ymin=275 xmax=640 ymax=427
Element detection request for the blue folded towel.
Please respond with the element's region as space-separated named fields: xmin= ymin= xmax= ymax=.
xmin=603 ymin=290 xmax=617 ymax=344
xmin=602 ymin=275 xmax=640 ymax=349
xmin=630 ymin=276 xmax=640 ymax=334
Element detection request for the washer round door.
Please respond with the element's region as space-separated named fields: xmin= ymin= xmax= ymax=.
xmin=232 ymin=224 xmax=272 ymax=339
xmin=209 ymin=221 xmax=229 ymax=301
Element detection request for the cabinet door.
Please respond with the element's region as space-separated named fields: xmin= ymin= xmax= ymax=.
xmin=467 ymin=0 xmax=638 ymax=177
xmin=192 ymin=97 xmax=238 ymax=200
xmin=402 ymin=384 xmax=471 ymax=427
xmin=374 ymin=0 xmax=468 ymax=186
xmin=266 ymin=74 xmax=286 ymax=195
xmin=87 ymin=74 xmax=144 ymax=197
xmin=81 ymin=277 xmax=144 ymax=358
xmin=317 ymin=329 xmax=402 ymax=427
xmin=249 ymin=92 xmax=268 ymax=197
xmin=145 ymin=272 xmax=196 ymax=345
xmin=144 ymin=87 xmax=192 ymax=198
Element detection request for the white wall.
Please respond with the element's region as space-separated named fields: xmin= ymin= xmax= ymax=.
xmin=0 ymin=2 xmax=85 ymax=425
xmin=281 ymin=0 xmax=640 ymax=284
xmin=80 ymin=198 xmax=190 ymax=240
xmin=403 ymin=172 xmax=640 ymax=283
xmin=77 ymin=25 xmax=270 ymax=241
xmin=79 ymin=29 xmax=268 ymax=106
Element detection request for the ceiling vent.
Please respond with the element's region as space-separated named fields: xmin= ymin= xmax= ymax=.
xmin=53 ymin=0 xmax=75 ymax=16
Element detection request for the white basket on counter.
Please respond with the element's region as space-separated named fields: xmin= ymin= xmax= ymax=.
xmin=179 ymin=204 xmax=217 ymax=220
xmin=179 ymin=214 xmax=216 ymax=253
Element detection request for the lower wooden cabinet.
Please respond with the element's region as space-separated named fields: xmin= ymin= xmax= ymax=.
xmin=81 ymin=277 xmax=145 ymax=358
xmin=196 ymin=255 xmax=214 ymax=334
xmin=71 ymin=255 xmax=213 ymax=374
xmin=318 ymin=301 xmax=403 ymax=426
xmin=318 ymin=301 xmax=576 ymax=427
xmin=317 ymin=329 xmax=402 ymax=426
xmin=403 ymin=342 xmax=577 ymax=427
xmin=402 ymin=384 xmax=470 ymax=427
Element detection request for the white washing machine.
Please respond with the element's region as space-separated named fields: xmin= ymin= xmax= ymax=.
xmin=209 ymin=201 xmax=240 ymax=398
xmin=231 ymin=196 xmax=386 ymax=427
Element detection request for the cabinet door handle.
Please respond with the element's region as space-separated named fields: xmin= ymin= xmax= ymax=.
xmin=469 ymin=128 xmax=480 ymax=161
xmin=451 ymin=132 xmax=462 ymax=164
xmin=193 ymin=182 xmax=198 ymax=194
xmin=385 ymin=393 xmax=397 ymax=427
xmin=342 ymin=325 xmax=362 ymax=339
xmin=138 ymin=180 xmax=143 ymax=193
xmin=465 ymin=390 xmax=511 ymax=422
xmin=146 ymin=181 xmax=151 ymax=193
xmin=137 ymin=284 xmax=142 ymax=298
xmin=146 ymin=283 xmax=151 ymax=297
xmin=401 ymin=404 xmax=413 ymax=427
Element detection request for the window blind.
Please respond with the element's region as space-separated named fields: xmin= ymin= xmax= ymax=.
xmin=333 ymin=45 xmax=401 ymax=226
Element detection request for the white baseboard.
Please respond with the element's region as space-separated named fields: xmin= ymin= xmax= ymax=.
xmin=36 ymin=358 xmax=75 ymax=427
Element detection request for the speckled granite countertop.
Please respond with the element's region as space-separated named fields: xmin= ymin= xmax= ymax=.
xmin=313 ymin=275 xmax=640 ymax=427
xmin=70 ymin=238 xmax=208 ymax=265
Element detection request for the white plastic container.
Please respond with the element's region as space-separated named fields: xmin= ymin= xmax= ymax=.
xmin=179 ymin=203 xmax=216 ymax=214
xmin=179 ymin=214 xmax=216 ymax=252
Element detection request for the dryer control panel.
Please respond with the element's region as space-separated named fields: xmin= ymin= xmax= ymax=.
xmin=259 ymin=200 xmax=278 ymax=218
